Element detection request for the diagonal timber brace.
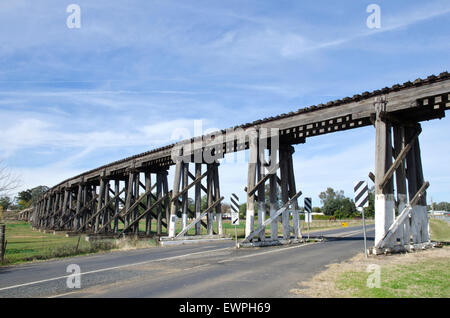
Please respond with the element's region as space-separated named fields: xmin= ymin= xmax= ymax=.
xmin=246 ymin=162 xmax=280 ymax=196
xmin=171 ymin=171 xmax=208 ymax=202
xmin=379 ymin=127 xmax=421 ymax=190
xmin=118 ymin=191 xmax=172 ymax=236
xmin=175 ymin=197 xmax=224 ymax=238
xmin=76 ymin=189 xmax=124 ymax=232
xmin=376 ymin=181 xmax=429 ymax=249
xmin=243 ymin=190 xmax=302 ymax=243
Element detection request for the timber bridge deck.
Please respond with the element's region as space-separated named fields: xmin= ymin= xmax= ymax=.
xmin=32 ymin=72 xmax=450 ymax=251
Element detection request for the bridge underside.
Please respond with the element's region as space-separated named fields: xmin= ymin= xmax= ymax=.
xmin=31 ymin=73 xmax=450 ymax=250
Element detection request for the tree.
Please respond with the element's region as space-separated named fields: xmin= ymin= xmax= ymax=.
xmin=17 ymin=189 xmax=32 ymax=203
xmin=31 ymin=186 xmax=49 ymax=206
xmin=239 ymin=203 xmax=247 ymax=220
xmin=432 ymin=201 xmax=450 ymax=211
xmin=0 ymin=196 xmax=12 ymax=211
xmin=0 ymin=162 xmax=20 ymax=210
xmin=14 ymin=186 xmax=49 ymax=211
xmin=319 ymin=187 xmax=357 ymax=217
xmin=0 ymin=161 xmax=20 ymax=197
xmin=312 ymin=207 xmax=322 ymax=213
xmin=319 ymin=187 xmax=345 ymax=206
xmin=334 ymin=197 xmax=357 ymax=219
xmin=221 ymin=203 xmax=231 ymax=214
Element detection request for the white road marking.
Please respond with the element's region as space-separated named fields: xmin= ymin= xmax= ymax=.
xmin=0 ymin=246 xmax=233 ymax=292
xmin=3 ymin=227 xmax=368 ymax=295
xmin=47 ymin=291 xmax=80 ymax=298
xmin=217 ymin=241 xmax=320 ymax=264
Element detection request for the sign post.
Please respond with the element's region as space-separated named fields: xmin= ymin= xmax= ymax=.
xmin=354 ymin=181 xmax=369 ymax=257
xmin=304 ymin=197 xmax=312 ymax=240
xmin=230 ymin=194 xmax=240 ymax=247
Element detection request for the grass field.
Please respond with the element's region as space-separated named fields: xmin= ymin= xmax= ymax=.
xmin=429 ymin=218 xmax=450 ymax=242
xmin=1 ymin=221 xmax=156 ymax=265
xmin=291 ymin=218 xmax=450 ymax=298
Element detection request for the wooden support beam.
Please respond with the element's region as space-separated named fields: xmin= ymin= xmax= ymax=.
xmin=213 ymin=164 xmax=223 ymax=235
xmin=379 ymin=128 xmax=421 ymax=190
xmin=113 ymin=180 xmax=120 ymax=234
xmin=245 ymin=130 xmax=258 ymax=238
xmin=287 ymin=150 xmax=301 ymax=239
xmin=194 ymin=163 xmax=202 ymax=235
xmin=60 ymin=194 xmax=98 ymax=229
xmin=279 ymin=147 xmax=291 ymax=240
xmin=175 ymin=197 xmax=224 ymax=238
xmin=169 ymin=160 xmax=183 ymax=237
xmin=76 ymin=190 xmax=123 ymax=233
xmin=188 ymin=171 xmax=208 ymax=194
xmin=171 ymin=171 xmax=207 ymax=202
xmin=247 ymin=162 xmax=279 ymax=196
xmin=376 ymin=181 xmax=429 ymax=249
xmin=243 ymin=190 xmax=302 ymax=243
xmin=119 ymin=192 xmax=172 ymax=235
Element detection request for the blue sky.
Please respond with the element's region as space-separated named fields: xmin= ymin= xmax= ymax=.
xmin=0 ymin=0 xmax=449 ymax=206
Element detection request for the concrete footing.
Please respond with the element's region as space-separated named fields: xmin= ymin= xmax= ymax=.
xmin=370 ymin=241 xmax=441 ymax=255
xmin=159 ymin=235 xmax=232 ymax=246
xmin=237 ymin=237 xmax=322 ymax=248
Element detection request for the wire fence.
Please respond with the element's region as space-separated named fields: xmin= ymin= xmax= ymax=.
xmin=0 ymin=220 xmax=156 ymax=266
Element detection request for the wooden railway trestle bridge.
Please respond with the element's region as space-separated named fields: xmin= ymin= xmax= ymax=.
xmin=31 ymin=72 xmax=450 ymax=252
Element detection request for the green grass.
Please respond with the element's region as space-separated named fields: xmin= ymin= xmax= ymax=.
xmin=335 ymin=256 xmax=450 ymax=297
xmin=330 ymin=218 xmax=450 ymax=298
xmin=429 ymin=219 xmax=450 ymax=242
xmin=1 ymin=221 xmax=155 ymax=266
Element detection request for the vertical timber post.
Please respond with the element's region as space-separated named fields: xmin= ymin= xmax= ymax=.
xmin=245 ymin=129 xmax=258 ymax=239
xmin=412 ymin=133 xmax=429 ymax=243
xmin=145 ymin=172 xmax=152 ymax=235
xmin=194 ymin=163 xmax=202 ymax=235
xmin=287 ymin=146 xmax=301 ymax=240
xmin=169 ymin=150 xmax=183 ymax=238
xmin=133 ymin=172 xmax=140 ymax=234
xmin=156 ymin=172 xmax=163 ymax=235
xmin=257 ymin=147 xmax=266 ymax=241
xmin=206 ymin=164 xmax=214 ymax=235
xmin=269 ymin=147 xmax=279 ymax=240
xmin=213 ymin=163 xmax=223 ymax=236
xmin=279 ymin=145 xmax=291 ymax=240
xmin=95 ymin=173 xmax=106 ymax=233
xmin=393 ymin=125 xmax=409 ymax=245
xmin=114 ymin=180 xmax=120 ymax=234
xmin=181 ymin=163 xmax=189 ymax=230
xmin=374 ymin=96 xmax=396 ymax=247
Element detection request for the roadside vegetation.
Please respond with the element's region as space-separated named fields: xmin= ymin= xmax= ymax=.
xmin=428 ymin=218 xmax=450 ymax=242
xmin=1 ymin=221 xmax=157 ymax=266
xmin=290 ymin=218 xmax=450 ymax=298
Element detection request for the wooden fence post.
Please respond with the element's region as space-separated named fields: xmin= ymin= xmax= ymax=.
xmin=0 ymin=224 xmax=6 ymax=263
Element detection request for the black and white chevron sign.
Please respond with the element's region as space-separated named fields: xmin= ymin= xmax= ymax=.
xmin=230 ymin=193 xmax=239 ymax=213
xmin=304 ymin=197 xmax=312 ymax=213
xmin=230 ymin=193 xmax=240 ymax=226
xmin=354 ymin=181 xmax=369 ymax=208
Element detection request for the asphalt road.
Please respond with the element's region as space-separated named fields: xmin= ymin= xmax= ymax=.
xmin=0 ymin=225 xmax=374 ymax=298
